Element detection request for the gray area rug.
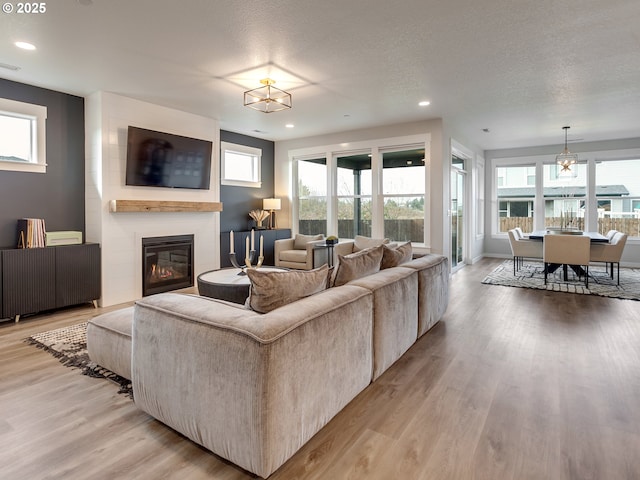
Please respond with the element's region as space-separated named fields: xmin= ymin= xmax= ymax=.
xmin=482 ymin=260 xmax=640 ymax=301
xmin=26 ymin=322 xmax=133 ymax=397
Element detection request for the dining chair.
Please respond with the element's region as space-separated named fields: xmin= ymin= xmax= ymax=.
xmin=605 ymin=229 xmax=618 ymax=241
xmin=507 ymin=229 xmax=543 ymax=275
xmin=543 ymin=234 xmax=590 ymax=287
xmin=589 ymin=232 xmax=628 ymax=285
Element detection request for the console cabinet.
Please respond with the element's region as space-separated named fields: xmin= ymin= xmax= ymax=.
xmin=1 ymin=243 xmax=101 ymax=322
xmin=220 ymin=229 xmax=291 ymax=268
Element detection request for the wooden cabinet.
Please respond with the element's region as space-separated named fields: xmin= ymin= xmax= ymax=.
xmin=220 ymin=229 xmax=291 ymax=268
xmin=1 ymin=243 xmax=101 ymax=322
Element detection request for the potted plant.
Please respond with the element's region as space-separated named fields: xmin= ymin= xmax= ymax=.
xmin=325 ymin=235 xmax=338 ymax=245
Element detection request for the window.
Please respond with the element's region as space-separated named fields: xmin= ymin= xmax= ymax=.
xmin=220 ymin=142 xmax=261 ymax=187
xmin=382 ymin=148 xmax=425 ymax=242
xmin=337 ymin=153 xmax=372 ymax=239
xmin=291 ymin=134 xmax=429 ymax=244
xmin=595 ymin=158 xmax=640 ymax=237
xmin=543 ymin=162 xmax=586 ymax=230
xmin=0 ymin=98 xmax=47 ymax=173
xmin=297 ymin=157 xmax=327 ymax=235
xmin=496 ymin=165 xmax=535 ymax=232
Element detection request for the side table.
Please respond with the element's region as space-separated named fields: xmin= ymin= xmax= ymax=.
xmin=312 ymin=243 xmax=336 ymax=268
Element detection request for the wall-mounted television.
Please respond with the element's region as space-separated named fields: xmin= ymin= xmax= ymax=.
xmin=125 ymin=126 xmax=212 ymax=190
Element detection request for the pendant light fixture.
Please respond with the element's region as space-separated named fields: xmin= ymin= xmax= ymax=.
xmin=244 ymin=78 xmax=292 ymax=113
xmin=556 ymin=126 xmax=578 ymax=172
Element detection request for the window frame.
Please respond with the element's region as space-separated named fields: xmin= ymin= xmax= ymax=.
xmin=491 ymin=149 xmax=640 ymax=240
xmin=220 ymin=141 xmax=262 ymax=188
xmin=0 ymin=98 xmax=47 ymax=174
xmin=290 ymin=134 xmax=430 ymax=245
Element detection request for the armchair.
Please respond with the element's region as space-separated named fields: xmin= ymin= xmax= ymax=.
xmin=274 ymin=233 xmax=325 ymax=270
xmin=589 ymin=232 xmax=627 ymax=285
xmin=543 ymin=234 xmax=590 ymax=287
xmin=507 ymin=229 xmax=542 ymax=274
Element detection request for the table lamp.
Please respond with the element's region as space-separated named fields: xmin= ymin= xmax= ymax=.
xmin=263 ymin=198 xmax=281 ymax=229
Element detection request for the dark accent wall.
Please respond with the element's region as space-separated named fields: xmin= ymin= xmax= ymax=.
xmin=219 ymin=130 xmax=275 ymax=232
xmin=0 ymin=78 xmax=85 ymax=248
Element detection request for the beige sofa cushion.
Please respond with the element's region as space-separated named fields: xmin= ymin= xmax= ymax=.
xmin=293 ymin=233 xmax=324 ymax=250
xmin=353 ymin=235 xmax=390 ymax=252
xmin=381 ymin=242 xmax=413 ymax=269
xmin=247 ymin=264 xmax=329 ymax=313
xmin=279 ymin=249 xmax=308 ymax=263
xmin=333 ymin=245 xmax=384 ymax=287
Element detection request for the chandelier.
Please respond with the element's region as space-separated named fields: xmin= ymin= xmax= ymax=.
xmin=556 ymin=126 xmax=578 ymax=172
xmin=243 ymin=78 xmax=292 ymax=113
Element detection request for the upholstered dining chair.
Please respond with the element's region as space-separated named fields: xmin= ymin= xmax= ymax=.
xmin=543 ymin=234 xmax=590 ymax=287
xmin=507 ymin=229 xmax=543 ymax=275
xmin=589 ymin=232 xmax=628 ymax=285
xmin=605 ymin=229 xmax=618 ymax=241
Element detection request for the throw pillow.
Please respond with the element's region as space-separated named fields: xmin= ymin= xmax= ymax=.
xmin=353 ymin=235 xmax=390 ymax=252
xmin=333 ymin=245 xmax=384 ymax=287
xmin=381 ymin=242 xmax=413 ymax=269
xmin=293 ymin=233 xmax=324 ymax=250
xmin=246 ymin=264 xmax=329 ymax=313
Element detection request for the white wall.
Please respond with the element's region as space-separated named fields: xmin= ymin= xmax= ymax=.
xmin=85 ymin=92 xmax=221 ymax=306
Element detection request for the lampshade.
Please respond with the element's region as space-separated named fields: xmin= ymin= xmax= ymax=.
xmin=263 ymin=198 xmax=281 ymax=211
xmin=244 ymin=79 xmax=292 ymax=113
xmin=556 ymin=126 xmax=578 ymax=173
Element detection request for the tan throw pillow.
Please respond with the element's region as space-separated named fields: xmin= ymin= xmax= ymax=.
xmin=333 ymin=245 xmax=384 ymax=287
xmin=247 ymin=264 xmax=329 ymax=313
xmin=353 ymin=235 xmax=390 ymax=252
xmin=381 ymin=242 xmax=413 ymax=269
xmin=293 ymin=233 xmax=324 ymax=250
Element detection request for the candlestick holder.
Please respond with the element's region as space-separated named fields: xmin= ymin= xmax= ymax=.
xmin=229 ymin=250 xmax=263 ymax=275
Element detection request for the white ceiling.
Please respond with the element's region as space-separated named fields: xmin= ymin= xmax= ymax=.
xmin=1 ymin=0 xmax=639 ymax=150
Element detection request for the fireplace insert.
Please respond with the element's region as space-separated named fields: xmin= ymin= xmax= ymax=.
xmin=142 ymin=234 xmax=194 ymax=296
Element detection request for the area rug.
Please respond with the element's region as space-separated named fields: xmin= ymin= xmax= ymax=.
xmin=26 ymin=322 xmax=132 ymax=398
xmin=482 ymin=260 xmax=640 ymax=301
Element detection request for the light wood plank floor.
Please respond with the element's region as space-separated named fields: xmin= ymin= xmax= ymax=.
xmin=1 ymin=258 xmax=640 ymax=479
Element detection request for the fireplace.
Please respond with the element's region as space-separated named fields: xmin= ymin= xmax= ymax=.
xmin=142 ymin=234 xmax=194 ymax=296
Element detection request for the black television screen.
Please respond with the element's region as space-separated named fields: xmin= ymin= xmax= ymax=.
xmin=125 ymin=126 xmax=212 ymax=190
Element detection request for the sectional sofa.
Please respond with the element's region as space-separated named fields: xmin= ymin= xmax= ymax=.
xmin=87 ymin=248 xmax=449 ymax=478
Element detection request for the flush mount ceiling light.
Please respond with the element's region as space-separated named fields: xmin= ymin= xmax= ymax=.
xmin=244 ymin=78 xmax=292 ymax=113
xmin=556 ymin=126 xmax=578 ymax=172
xmin=15 ymin=41 xmax=36 ymax=51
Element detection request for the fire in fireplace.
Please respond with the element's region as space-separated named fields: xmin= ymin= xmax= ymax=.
xmin=142 ymin=234 xmax=194 ymax=296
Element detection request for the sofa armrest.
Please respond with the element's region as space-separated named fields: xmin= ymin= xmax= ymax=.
xmin=131 ymin=289 xmax=373 ymax=478
xmin=305 ymin=239 xmax=327 ymax=269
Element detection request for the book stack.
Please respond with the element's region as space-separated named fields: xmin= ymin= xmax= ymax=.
xmin=17 ymin=218 xmax=47 ymax=248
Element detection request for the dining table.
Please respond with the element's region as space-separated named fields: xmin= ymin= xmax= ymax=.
xmin=528 ymin=230 xmax=609 ymax=242
xmin=527 ymin=230 xmax=609 ymax=280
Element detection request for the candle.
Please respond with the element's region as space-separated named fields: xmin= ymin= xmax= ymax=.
xmin=260 ymin=235 xmax=264 ymax=257
xmin=229 ymin=230 xmax=234 ymax=254
xmin=251 ymin=229 xmax=255 ymax=251
xmin=245 ymin=236 xmax=250 ymax=260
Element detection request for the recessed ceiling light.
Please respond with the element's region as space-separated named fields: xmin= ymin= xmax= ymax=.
xmin=285 ymin=124 xmax=294 ymax=128
xmin=15 ymin=41 xmax=36 ymax=51
xmin=418 ymin=101 xmax=431 ymax=107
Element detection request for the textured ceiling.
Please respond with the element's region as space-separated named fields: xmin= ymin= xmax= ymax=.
xmin=1 ymin=0 xmax=639 ymax=150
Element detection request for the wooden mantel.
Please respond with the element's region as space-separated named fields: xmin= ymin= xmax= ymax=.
xmin=109 ymin=199 xmax=223 ymax=213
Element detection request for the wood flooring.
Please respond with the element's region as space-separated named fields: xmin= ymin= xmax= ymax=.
xmin=1 ymin=258 xmax=640 ymax=479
